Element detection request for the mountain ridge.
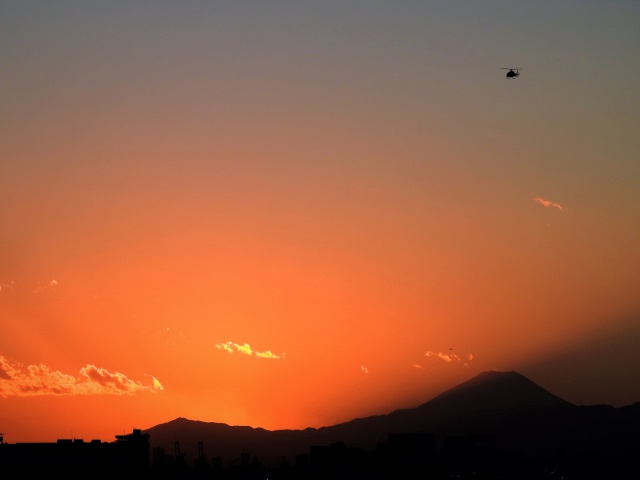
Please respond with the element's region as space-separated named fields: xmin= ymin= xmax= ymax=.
xmin=143 ymin=370 xmax=640 ymax=468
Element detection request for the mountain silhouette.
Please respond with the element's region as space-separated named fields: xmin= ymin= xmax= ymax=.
xmin=143 ymin=370 xmax=640 ymax=469
xmin=421 ymin=370 xmax=571 ymax=411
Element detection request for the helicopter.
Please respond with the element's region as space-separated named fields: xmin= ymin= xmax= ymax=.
xmin=502 ymin=67 xmax=521 ymax=79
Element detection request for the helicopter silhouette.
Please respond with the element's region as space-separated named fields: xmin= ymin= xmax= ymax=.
xmin=502 ymin=67 xmax=521 ymax=79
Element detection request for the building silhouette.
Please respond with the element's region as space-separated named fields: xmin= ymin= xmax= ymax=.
xmin=0 ymin=428 xmax=149 ymax=478
xmin=1 ymin=427 xmax=636 ymax=479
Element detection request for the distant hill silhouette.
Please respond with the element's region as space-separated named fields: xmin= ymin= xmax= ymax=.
xmin=143 ymin=370 xmax=640 ymax=468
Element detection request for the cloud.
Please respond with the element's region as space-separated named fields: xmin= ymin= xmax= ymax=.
xmin=255 ymin=350 xmax=281 ymax=359
xmin=0 ymin=355 xmax=162 ymax=398
xmin=0 ymin=357 xmax=12 ymax=380
xmin=34 ymin=279 xmax=59 ymax=294
xmin=0 ymin=279 xmax=61 ymax=295
xmin=215 ymin=341 xmax=283 ymax=359
xmin=150 ymin=375 xmax=164 ymax=390
xmin=0 ymin=280 xmax=63 ymax=295
xmin=424 ymin=350 xmax=473 ymax=367
xmin=425 ymin=351 xmax=457 ymax=362
xmin=533 ymin=196 xmax=565 ymax=211
xmin=361 ymin=366 xmax=368 ymax=374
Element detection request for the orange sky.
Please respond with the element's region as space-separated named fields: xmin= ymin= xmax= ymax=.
xmin=1 ymin=1 xmax=640 ymax=444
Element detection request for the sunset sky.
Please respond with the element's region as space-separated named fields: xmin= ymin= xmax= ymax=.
xmin=1 ymin=1 xmax=639 ymax=444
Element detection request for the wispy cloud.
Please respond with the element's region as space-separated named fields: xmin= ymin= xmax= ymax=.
xmin=215 ymin=341 xmax=284 ymax=359
xmin=0 ymin=279 xmax=62 ymax=295
xmin=0 ymin=355 xmax=162 ymax=397
xmin=426 ymin=351 xmax=457 ymax=362
xmin=34 ymin=279 xmax=59 ymax=294
xmin=424 ymin=350 xmax=473 ymax=367
xmin=533 ymin=196 xmax=565 ymax=211
xmin=255 ymin=350 xmax=282 ymax=359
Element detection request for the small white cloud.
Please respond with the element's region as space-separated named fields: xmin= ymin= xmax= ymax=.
xmin=255 ymin=350 xmax=281 ymax=359
xmin=425 ymin=350 xmax=474 ymax=366
xmin=215 ymin=341 xmax=283 ymax=359
xmin=148 ymin=375 xmax=164 ymax=391
xmin=34 ymin=279 xmax=60 ymax=294
xmin=533 ymin=196 xmax=565 ymax=211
